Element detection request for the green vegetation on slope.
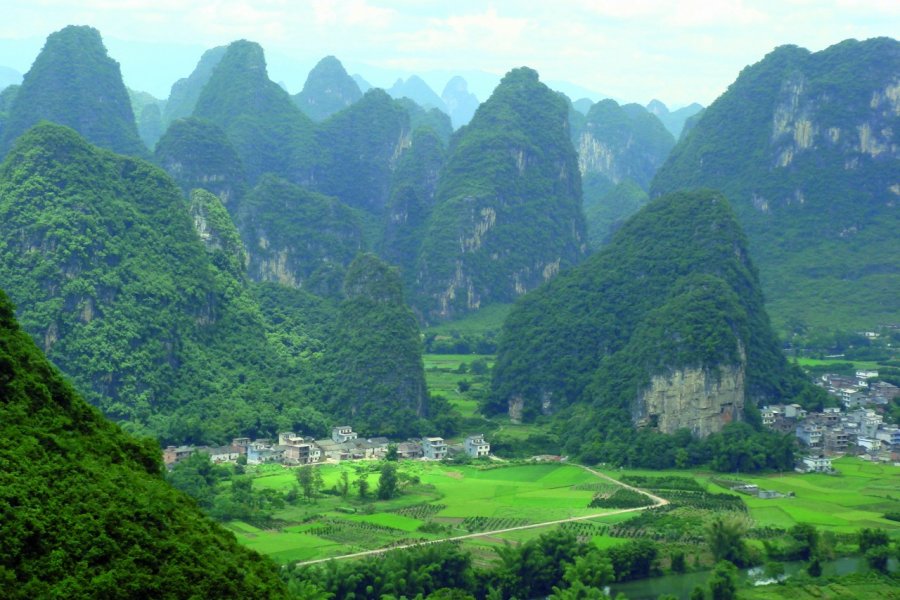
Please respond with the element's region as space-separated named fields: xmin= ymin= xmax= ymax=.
xmin=193 ymin=40 xmax=316 ymax=186
xmin=0 ymin=25 xmax=146 ymax=158
xmin=326 ymin=254 xmax=431 ymax=437
xmin=416 ymin=67 xmax=587 ymax=322
xmin=237 ymin=175 xmax=365 ymax=297
xmin=154 ymin=116 xmax=247 ymax=205
xmin=0 ymin=124 xmax=328 ymax=444
xmin=651 ymin=38 xmax=900 ymax=334
xmin=0 ymin=288 xmax=287 ymax=598
xmin=292 ymin=55 xmax=362 ymax=121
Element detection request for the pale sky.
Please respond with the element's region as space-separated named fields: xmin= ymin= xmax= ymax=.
xmin=1 ymin=0 xmax=897 ymax=107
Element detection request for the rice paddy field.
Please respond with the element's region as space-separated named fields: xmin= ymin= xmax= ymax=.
xmin=228 ymin=461 xmax=628 ymax=563
xmin=601 ymin=456 xmax=900 ymax=537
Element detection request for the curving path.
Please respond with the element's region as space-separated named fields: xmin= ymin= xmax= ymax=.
xmin=294 ymin=463 xmax=667 ymax=567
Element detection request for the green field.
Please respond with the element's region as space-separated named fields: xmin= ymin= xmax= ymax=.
xmin=230 ymin=462 xmax=629 ymax=563
xmin=423 ymin=303 xmax=512 ymax=336
xmin=601 ymin=457 xmax=900 ymax=537
xmin=423 ymin=353 xmax=494 ymax=419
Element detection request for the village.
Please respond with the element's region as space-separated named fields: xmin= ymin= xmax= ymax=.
xmin=162 ymin=426 xmax=490 ymax=468
xmin=762 ymin=369 xmax=900 ymax=472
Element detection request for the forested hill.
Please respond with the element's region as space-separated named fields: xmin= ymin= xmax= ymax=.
xmin=490 ymin=189 xmax=805 ymax=433
xmin=414 ymin=67 xmax=587 ymax=322
xmin=0 ymin=287 xmax=287 ymax=598
xmin=0 ymin=25 xmax=146 ymax=158
xmin=192 ymin=40 xmax=317 ymax=186
xmin=293 ymin=55 xmax=362 ymax=121
xmin=651 ymin=38 xmax=900 ymax=334
xmin=570 ymin=99 xmax=675 ymax=247
xmin=0 ymin=123 xmax=330 ymax=443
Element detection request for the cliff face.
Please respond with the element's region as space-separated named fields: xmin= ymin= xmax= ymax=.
xmin=415 ymin=67 xmax=587 ymax=322
xmin=652 ymin=38 xmax=900 ymax=333
xmin=634 ymin=363 xmax=745 ymax=437
xmin=491 ymin=190 xmax=799 ymax=433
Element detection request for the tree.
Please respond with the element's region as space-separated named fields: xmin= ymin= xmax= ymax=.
xmin=707 ymin=561 xmax=738 ymax=600
xmin=865 ymin=545 xmax=890 ymax=573
xmin=377 ymin=462 xmax=399 ymax=500
xmin=670 ymin=550 xmax=686 ymax=573
xmin=355 ymin=473 xmax=369 ymax=499
xmin=690 ymin=586 xmax=706 ymax=600
xmin=789 ymin=523 xmax=818 ymax=560
xmin=337 ymin=471 xmax=350 ymax=497
xmin=563 ymin=550 xmax=614 ymax=589
xmin=763 ymin=561 xmax=784 ymax=581
xmin=549 ymin=580 xmax=607 ymax=599
xmin=858 ymin=528 xmax=889 ymax=553
xmin=705 ymin=516 xmax=749 ymax=566
xmin=297 ymin=466 xmax=314 ymax=502
xmin=807 ymin=557 xmax=822 ymax=577
xmin=385 ymin=444 xmax=399 ymax=462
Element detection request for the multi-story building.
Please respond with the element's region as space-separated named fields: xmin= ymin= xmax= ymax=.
xmin=422 ymin=437 xmax=448 ymax=460
xmin=464 ymin=434 xmax=491 ymax=458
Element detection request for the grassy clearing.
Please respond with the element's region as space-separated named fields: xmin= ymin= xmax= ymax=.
xmin=794 ymin=357 xmax=883 ymax=370
xmin=424 ymin=303 xmax=512 ymax=336
xmin=601 ymin=457 xmax=900 ymax=536
xmin=423 ymin=353 xmax=494 ymax=419
xmin=233 ymin=461 xmax=629 ymax=563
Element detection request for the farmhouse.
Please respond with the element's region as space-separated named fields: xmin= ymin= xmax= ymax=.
xmin=422 ymin=437 xmax=448 ymax=460
xmin=332 ymin=426 xmax=358 ymax=443
xmin=801 ymin=455 xmax=833 ymax=473
xmin=464 ymin=434 xmax=490 ymax=458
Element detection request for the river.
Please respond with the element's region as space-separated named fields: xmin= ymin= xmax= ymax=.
xmin=607 ymin=556 xmax=898 ymax=600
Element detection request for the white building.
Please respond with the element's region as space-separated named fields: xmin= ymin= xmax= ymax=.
xmin=332 ymin=426 xmax=358 ymax=444
xmin=464 ymin=434 xmax=490 ymax=458
xmin=801 ymin=455 xmax=832 ymax=472
xmin=422 ymin=437 xmax=447 ymax=460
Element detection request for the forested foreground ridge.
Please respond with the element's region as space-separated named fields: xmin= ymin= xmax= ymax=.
xmin=0 ymin=288 xmax=288 ymax=598
xmin=652 ymin=37 xmax=900 ymax=334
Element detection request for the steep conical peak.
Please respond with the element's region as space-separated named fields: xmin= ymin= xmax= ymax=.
xmin=295 ymin=55 xmax=362 ymax=121
xmin=1 ymin=25 xmax=145 ymax=157
xmin=388 ymin=75 xmax=447 ymax=112
xmin=646 ymin=99 xmax=668 ymax=115
xmin=491 ymin=189 xmax=798 ymax=436
xmin=162 ymin=45 xmax=227 ymax=127
xmin=415 ymin=65 xmax=586 ymax=321
xmin=441 ymin=75 xmax=479 ymax=128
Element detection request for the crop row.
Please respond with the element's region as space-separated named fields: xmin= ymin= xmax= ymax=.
xmin=461 ymin=516 xmax=529 ymax=532
xmin=619 ymin=475 xmax=704 ymax=492
xmin=391 ymin=503 xmax=447 ymax=519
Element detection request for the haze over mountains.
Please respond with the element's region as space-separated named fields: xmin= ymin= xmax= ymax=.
xmin=0 ymin=19 xmax=897 ymax=596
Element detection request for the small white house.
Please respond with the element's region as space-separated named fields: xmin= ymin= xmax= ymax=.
xmin=331 ymin=426 xmax=358 ymax=444
xmin=422 ymin=437 xmax=447 ymax=460
xmin=801 ymin=455 xmax=832 ymax=472
xmin=464 ymin=434 xmax=490 ymax=458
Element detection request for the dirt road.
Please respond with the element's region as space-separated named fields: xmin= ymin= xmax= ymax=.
xmin=294 ymin=464 xmax=667 ymax=567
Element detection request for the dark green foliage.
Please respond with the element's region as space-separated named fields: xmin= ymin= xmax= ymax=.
xmin=287 ymin=542 xmax=475 ymax=599
xmin=377 ymin=462 xmax=399 ymax=499
xmin=313 ymin=88 xmax=410 ymax=216
xmin=491 ymin=189 xmax=804 ymax=432
xmin=162 ymin=45 xmax=227 ymax=128
xmin=707 ymin=561 xmax=738 ymax=600
xmin=1 ymin=25 xmax=146 ymax=158
xmin=706 ymin=515 xmax=751 ymax=567
xmin=588 ymin=488 xmax=655 ymax=509
xmin=858 ymin=527 xmax=889 ymax=553
xmin=0 ymin=124 xmax=327 ymax=443
xmin=293 ymin=55 xmax=362 ymax=121
xmin=154 ymin=117 xmax=247 ymax=205
xmin=327 ymin=254 xmax=430 ymax=437
xmin=0 ymin=287 xmax=287 ymax=598
xmin=380 ymin=127 xmax=447 ymax=284
xmin=416 ymin=67 xmax=587 ymax=321
xmin=397 ymin=97 xmax=455 ymax=146
xmin=651 ymin=38 xmax=900 ymax=333
xmin=583 ymin=179 xmax=649 ymax=247
xmin=193 ymin=40 xmax=316 ymax=185
xmin=237 ymin=175 xmax=365 ymax=294
xmin=606 ymin=539 xmax=659 ymax=581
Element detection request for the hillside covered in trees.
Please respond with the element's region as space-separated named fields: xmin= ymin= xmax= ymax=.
xmin=0 ymin=287 xmax=287 ymax=598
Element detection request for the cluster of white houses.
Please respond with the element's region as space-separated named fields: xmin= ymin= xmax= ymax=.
xmin=163 ymin=426 xmax=490 ymax=467
xmin=761 ymin=371 xmax=900 ymax=471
